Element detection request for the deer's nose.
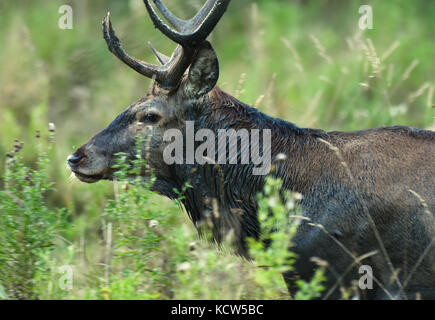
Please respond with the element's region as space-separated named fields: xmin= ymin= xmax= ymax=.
xmin=67 ymin=153 xmax=85 ymax=167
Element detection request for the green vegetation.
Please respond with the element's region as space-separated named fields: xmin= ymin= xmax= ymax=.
xmin=0 ymin=136 xmax=68 ymax=299
xmin=0 ymin=0 xmax=433 ymax=299
xmin=0 ymin=133 xmax=324 ymax=299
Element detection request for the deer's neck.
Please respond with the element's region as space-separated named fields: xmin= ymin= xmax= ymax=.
xmin=161 ymin=88 xmax=329 ymax=255
xmin=205 ymin=87 xmax=329 ymax=192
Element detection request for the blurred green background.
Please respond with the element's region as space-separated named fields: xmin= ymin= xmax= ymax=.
xmin=0 ymin=0 xmax=433 ymax=299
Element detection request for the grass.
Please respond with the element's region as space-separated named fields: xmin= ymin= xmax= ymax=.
xmin=0 ymin=133 xmax=324 ymax=300
xmin=0 ymin=0 xmax=433 ymax=299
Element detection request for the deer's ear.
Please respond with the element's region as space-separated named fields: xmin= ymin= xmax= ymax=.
xmin=185 ymin=41 xmax=219 ymax=97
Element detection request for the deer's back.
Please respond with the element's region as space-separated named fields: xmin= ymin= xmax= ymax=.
xmin=292 ymin=126 xmax=435 ymax=298
xmin=328 ymin=126 xmax=434 ymax=207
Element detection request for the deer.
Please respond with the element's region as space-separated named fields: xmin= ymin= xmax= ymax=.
xmin=67 ymin=0 xmax=435 ymax=299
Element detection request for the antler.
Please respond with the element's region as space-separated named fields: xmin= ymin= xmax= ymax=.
xmin=102 ymin=0 xmax=230 ymax=90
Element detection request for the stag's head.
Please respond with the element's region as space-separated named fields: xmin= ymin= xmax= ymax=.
xmin=68 ymin=0 xmax=230 ymax=184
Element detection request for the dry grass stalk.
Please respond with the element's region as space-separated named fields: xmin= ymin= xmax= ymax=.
xmin=309 ymin=34 xmax=332 ymax=65
xmin=317 ymin=137 xmax=405 ymax=297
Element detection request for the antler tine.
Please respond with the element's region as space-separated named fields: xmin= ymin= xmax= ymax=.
xmin=143 ymin=0 xmax=188 ymax=45
xmin=187 ymin=0 xmax=231 ymax=44
xmin=144 ymin=0 xmax=230 ymax=47
xmin=153 ymin=0 xmax=186 ymax=31
xmin=103 ymin=12 xmax=192 ymax=89
xmin=148 ymin=41 xmax=170 ymax=65
xmin=103 ymin=1 xmax=230 ymax=90
xmin=190 ymin=0 xmax=219 ymax=29
xmin=153 ymin=0 xmax=218 ymax=32
xmin=102 ymin=12 xmax=162 ymax=79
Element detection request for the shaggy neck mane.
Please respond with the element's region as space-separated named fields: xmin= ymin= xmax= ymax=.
xmin=154 ymin=87 xmax=329 ymax=255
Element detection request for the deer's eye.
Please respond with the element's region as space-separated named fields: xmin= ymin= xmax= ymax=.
xmin=141 ymin=113 xmax=161 ymax=124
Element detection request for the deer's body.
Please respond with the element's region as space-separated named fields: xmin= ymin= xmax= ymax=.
xmin=68 ymin=0 xmax=435 ymax=299
xmin=158 ymin=87 xmax=435 ymax=299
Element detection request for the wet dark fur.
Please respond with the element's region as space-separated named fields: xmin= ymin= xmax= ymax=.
xmin=152 ymin=87 xmax=435 ymax=299
xmin=67 ymin=0 xmax=435 ymax=300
